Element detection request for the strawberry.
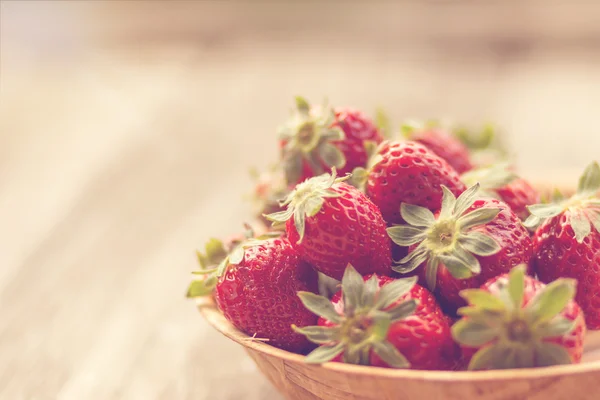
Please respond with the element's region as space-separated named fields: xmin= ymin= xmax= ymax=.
xmin=525 ymin=161 xmax=600 ymax=329
xmin=249 ymin=165 xmax=290 ymax=224
xmin=452 ymin=265 xmax=586 ymax=369
xmin=353 ymin=140 xmax=466 ymax=226
xmin=402 ymin=122 xmax=474 ymax=174
xmin=279 ymin=97 xmax=384 ymax=185
xmin=387 ymin=184 xmax=532 ymax=314
xmin=461 ymin=163 xmax=540 ymax=220
xmin=294 ymin=265 xmax=457 ymax=370
xmin=187 ymin=235 xmax=319 ymax=353
xmin=266 ymin=169 xmax=392 ymax=280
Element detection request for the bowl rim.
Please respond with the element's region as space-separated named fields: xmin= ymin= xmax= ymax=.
xmin=197 ymin=297 xmax=600 ymax=381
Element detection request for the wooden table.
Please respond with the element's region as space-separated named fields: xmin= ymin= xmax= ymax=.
xmin=1 ymin=2 xmax=599 ymax=399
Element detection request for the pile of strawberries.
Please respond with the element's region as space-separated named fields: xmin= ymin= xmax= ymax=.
xmin=188 ymin=97 xmax=599 ymax=371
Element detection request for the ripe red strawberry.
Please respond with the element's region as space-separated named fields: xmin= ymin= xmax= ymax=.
xmin=294 ymin=265 xmax=457 ymax=370
xmin=187 ymin=236 xmax=319 ymax=352
xmin=452 ymin=265 xmax=586 ymax=369
xmin=266 ymin=169 xmax=392 ymax=280
xmin=387 ymin=184 xmax=532 ymax=314
xmin=496 ymin=179 xmax=540 ymax=220
xmin=525 ymin=161 xmax=600 ymax=329
xmin=355 ymin=140 xmax=466 ymax=225
xmin=402 ymin=122 xmax=474 ymax=174
xmin=279 ymin=97 xmax=384 ymax=185
xmin=461 ymin=163 xmax=540 ymax=220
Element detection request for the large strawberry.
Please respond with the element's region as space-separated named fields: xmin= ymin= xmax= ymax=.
xmin=452 ymin=265 xmax=586 ymax=369
xmin=187 ymin=235 xmax=319 ymax=352
xmin=279 ymin=97 xmax=384 ymax=185
xmin=387 ymin=184 xmax=532 ymax=314
xmin=352 ymin=140 xmax=466 ymax=225
xmin=461 ymin=163 xmax=540 ymax=220
xmin=525 ymin=161 xmax=600 ymax=329
xmin=402 ymin=122 xmax=474 ymax=174
xmin=266 ymin=170 xmax=392 ymax=280
xmin=294 ymin=265 xmax=457 ymax=370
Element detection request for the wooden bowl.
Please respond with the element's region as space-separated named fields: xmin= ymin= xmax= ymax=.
xmin=197 ymin=297 xmax=600 ymax=400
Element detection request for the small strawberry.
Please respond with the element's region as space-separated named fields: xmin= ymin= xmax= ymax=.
xmin=294 ymin=265 xmax=457 ymax=370
xmin=279 ymin=97 xmax=384 ymax=185
xmin=187 ymin=235 xmax=319 ymax=353
xmin=402 ymin=122 xmax=474 ymax=174
xmin=266 ymin=169 xmax=392 ymax=280
xmin=387 ymin=184 xmax=532 ymax=314
xmin=461 ymin=163 xmax=540 ymax=220
xmin=353 ymin=140 xmax=466 ymax=225
xmin=249 ymin=165 xmax=290 ymax=224
xmin=525 ymin=161 xmax=600 ymax=329
xmin=452 ymin=265 xmax=586 ymax=369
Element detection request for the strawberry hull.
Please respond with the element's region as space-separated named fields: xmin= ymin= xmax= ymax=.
xmin=460 ymin=164 xmax=541 ymax=222
xmin=319 ymin=275 xmax=457 ymax=370
xmin=407 ymin=198 xmax=533 ymax=314
xmin=280 ymin=102 xmax=384 ymax=185
xmin=458 ymin=273 xmax=586 ymax=368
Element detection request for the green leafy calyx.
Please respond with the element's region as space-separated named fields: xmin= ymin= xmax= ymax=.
xmin=374 ymin=107 xmax=392 ymax=139
xmin=294 ymin=264 xmax=418 ymax=367
xmin=349 ymin=140 xmax=383 ymax=192
xmin=265 ymin=169 xmax=348 ymax=243
xmin=279 ymin=96 xmax=346 ymax=184
xmin=387 ymin=184 xmax=502 ymax=290
xmin=452 ymin=265 xmax=578 ymax=370
xmin=453 ymin=123 xmax=510 ymax=165
xmin=400 ymin=119 xmax=440 ymax=139
xmin=461 ymin=163 xmax=517 ymax=192
xmin=452 ymin=123 xmax=506 ymax=155
xmin=524 ymin=161 xmax=600 ymax=243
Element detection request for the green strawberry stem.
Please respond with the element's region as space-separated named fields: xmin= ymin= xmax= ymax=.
xmin=461 ymin=163 xmax=518 ymax=191
xmin=187 ymin=238 xmax=230 ymax=297
xmin=453 ymin=123 xmax=506 ymax=153
xmin=265 ymin=168 xmax=349 ymax=243
xmin=524 ymin=161 xmax=600 ymax=242
xmin=400 ymin=119 xmax=440 ymax=139
xmin=452 ymin=265 xmax=578 ymax=370
xmin=348 ymin=140 xmax=382 ymax=192
xmin=294 ymin=264 xmax=417 ymax=368
xmin=387 ymin=183 xmax=502 ymax=290
xmin=374 ymin=107 xmax=392 ymax=139
xmin=186 ymin=228 xmax=281 ymax=297
xmin=279 ymin=96 xmax=346 ymax=184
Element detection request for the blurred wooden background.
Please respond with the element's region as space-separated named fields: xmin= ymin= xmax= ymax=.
xmin=1 ymin=1 xmax=599 ymax=399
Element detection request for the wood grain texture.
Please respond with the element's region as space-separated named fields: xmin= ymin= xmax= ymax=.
xmin=1 ymin=1 xmax=600 ymax=399
xmin=199 ymin=298 xmax=600 ymax=400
